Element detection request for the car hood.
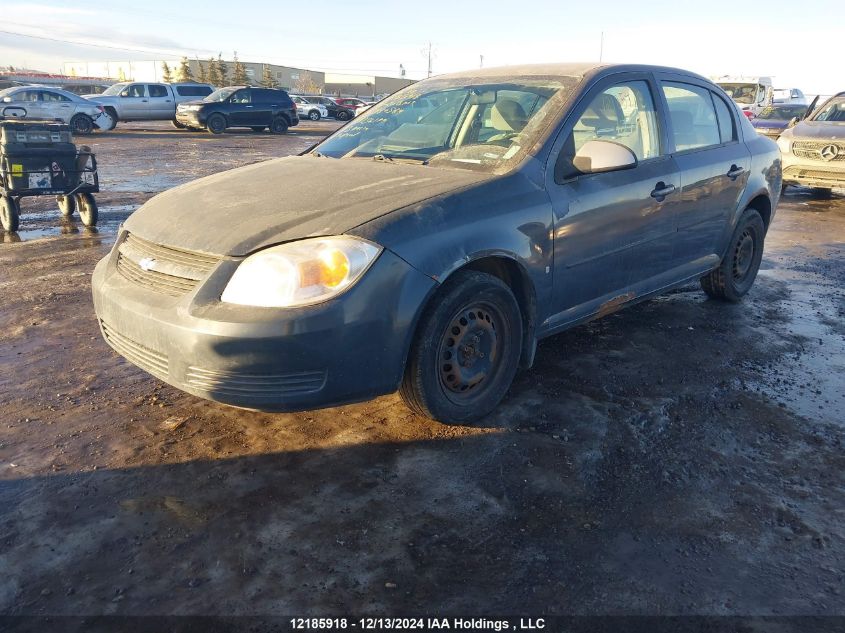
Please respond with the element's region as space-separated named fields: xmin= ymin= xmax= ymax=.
xmin=753 ymin=120 xmax=787 ymax=129
xmin=788 ymin=121 xmax=845 ymax=141
xmin=124 ymin=155 xmax=491 ymax=257
xmin=83 ymin=94 xmax=114 ymax=101
xmin=178 ymin=99 xmax=207 ymax=107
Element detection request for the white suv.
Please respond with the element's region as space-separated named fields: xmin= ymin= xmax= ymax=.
xmin=290 ymin=96 xmax=328 ymax=121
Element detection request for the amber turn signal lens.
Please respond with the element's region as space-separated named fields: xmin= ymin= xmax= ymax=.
xmin=318 ymin=248 xmax=350 ymax=288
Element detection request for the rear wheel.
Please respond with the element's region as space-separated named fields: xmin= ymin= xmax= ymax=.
xmin=172 ymin=119 xmax=186 ymax=129
xmin=57 ymin=194 xmax=76 ymax=217
xmin=400 ymin=270 xmax=522 ymax=423
xmin=70 ymin=114 xmax=94 ymax=135
xmin=75 ymin=193 xmax=98 ymax=227
xmin=206 ymin=113 xmax=227 ymax=134
xmin=269 ymin=117 xmax=289 ymax=134
xmin=701 ymin=208 xmax=765 ymax=302
xmin=1 ymin=196 xmax=20 ymax=232
xmin=251 ymin=126 xmax=266 ymax=132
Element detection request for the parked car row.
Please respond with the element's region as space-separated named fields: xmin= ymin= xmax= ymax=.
xmin=0 ymin=78 xmax=380 ymax=134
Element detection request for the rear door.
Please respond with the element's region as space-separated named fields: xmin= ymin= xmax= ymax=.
xmin=146 ymin=84 xmax=173 ymax=119
xmin=545 ymin=73 xmax=682 ymax=324
xmin=655 ymin=75 xmax=751 ymax=267
xmin=39 ymin=90 xmax=75 ymax=123
xmin=253 ymin=89 xmax=280 ymax=124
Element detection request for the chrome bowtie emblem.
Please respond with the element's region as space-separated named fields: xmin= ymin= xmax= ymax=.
xmin=139 ymin=257 xmax=157 ymax=271
xmin=820 ymin=144 xmax=839 ymax=161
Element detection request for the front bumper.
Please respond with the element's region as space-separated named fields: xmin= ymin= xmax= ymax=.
xmin=92 ymin=233 xmax=436 ymax=411
xmin=175 ymin=110 xmax=202 ymax=127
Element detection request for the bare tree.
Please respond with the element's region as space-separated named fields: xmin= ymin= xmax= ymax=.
xmin=292 ymin=71 xmax=321 ymax=95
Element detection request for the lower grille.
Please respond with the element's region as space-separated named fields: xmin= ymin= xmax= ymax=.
xmin=783 ymin=166 xmax=845 ymax=182
xmin=101 ymin=321 xmax=169 ymax=379
xmin=186 ymin=366 xmax=326 ymax=398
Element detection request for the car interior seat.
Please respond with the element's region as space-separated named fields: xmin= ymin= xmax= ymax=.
xmin=488 ymin=99 xmax=528 ymax=142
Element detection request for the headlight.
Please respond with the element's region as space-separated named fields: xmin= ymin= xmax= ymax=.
xmin=221 ymin=236 xmax=382 ymax=308
xmin=777 ymin=136 xmax=791 ymax=153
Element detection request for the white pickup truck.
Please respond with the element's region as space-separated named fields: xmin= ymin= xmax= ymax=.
xmin=83 ymin=82 xmax=214 ymax=129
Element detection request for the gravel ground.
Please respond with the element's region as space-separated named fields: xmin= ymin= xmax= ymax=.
xmin=1 ymin=121 xmax=844 ymax=618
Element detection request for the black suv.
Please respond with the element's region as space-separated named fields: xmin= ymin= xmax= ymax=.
xmin=175 ymin=86 xmax=299 ymax=134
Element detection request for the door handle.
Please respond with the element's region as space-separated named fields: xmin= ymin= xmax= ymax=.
xmin=245 ymin=105 xmax=254 ymax=108
xmin=650 ymin=182 xmax=676 ymax=200
xmin=727 ymin=165 xmax=745 ymax=180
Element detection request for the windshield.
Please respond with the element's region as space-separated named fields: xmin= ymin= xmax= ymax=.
xmin=811 ymin=97 xmax=845 ymax=123
xmin=314 ymin=76 xmax=579 ymax=173
xmin=204 ymin=88 xmax=238 ymax=102
xmin=755 ymin=105 xmax=806 ymax=120
xmin=101 ymin=83 xmax=129 ymax=96
xmin=719 ymin=83 xmax=758 ymax=105
xmin=0 ymin=88 xmax=17 ymax=98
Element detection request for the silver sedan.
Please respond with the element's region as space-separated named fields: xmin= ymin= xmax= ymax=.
xmin=0 ymin=86 xmax=114 ymax=134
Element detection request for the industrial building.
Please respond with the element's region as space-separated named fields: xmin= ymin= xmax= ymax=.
xmin=61 ymin=59 xmax=414 ymax=97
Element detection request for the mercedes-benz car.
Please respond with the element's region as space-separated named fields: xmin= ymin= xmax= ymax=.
xmin=778 ymin=91 xmax=845 ymax=193
xmin=93 ymin=63 xmax=781 ymax=423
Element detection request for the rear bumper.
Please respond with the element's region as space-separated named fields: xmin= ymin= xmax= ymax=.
xmin=91 ymin=234 xmax=435 ymax=411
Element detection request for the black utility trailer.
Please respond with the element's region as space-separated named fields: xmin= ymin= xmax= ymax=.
xmin=0 ymin=119 xmax=99 ymax=232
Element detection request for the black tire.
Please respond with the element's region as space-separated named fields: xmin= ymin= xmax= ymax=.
xmin=172 ymin=119 xmax=186 ymax=129
xmin=206 ymin=113 xmax=226 ymax=134
xmin=57 ymin=194 xmax=76 ymax=217
xmin=1 ymin=196 xmax=20 ymax=232
xmin=400 ymin=270 xmax=523 ymax=423
xmin=308 ymin=109 xmax=321 ymax=121
xmin=70 ymin=114 xmax=94 ymax=135
xmin=701 ymin=208 xmax=765 ymax=302
xmin=75 ymin=193 xmax=98 ymax=227
xmin=251 ymin=126 xmax=266 ymax=132
xmin=269 ymin=117 xmax=289 ymax=134
xmin=336 ymin=110 xmax=351 ymax=121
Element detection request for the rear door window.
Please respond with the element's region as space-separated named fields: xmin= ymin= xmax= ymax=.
xmin=661 ymin=82 xmax=721 ymax=151
xmin=176 ymin=85 xmax=212 ymax=97
xmin=148 ymin=84 xmax=168 ymax=98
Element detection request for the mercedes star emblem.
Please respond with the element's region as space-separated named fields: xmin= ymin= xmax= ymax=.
xmin=820 ymin=144 xmax=839 ymax=161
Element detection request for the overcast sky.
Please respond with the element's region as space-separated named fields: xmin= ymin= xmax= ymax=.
xmin=0 ymin=0 xmax=840 ymax=95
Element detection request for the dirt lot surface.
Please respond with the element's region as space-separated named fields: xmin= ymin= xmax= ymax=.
xmin=1 ymin=121 xmax=844 ymax=618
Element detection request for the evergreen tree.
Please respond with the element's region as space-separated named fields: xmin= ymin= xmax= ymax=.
xmin=177 ymin=57 xmax=193 ymax=82
xmin=161 ymin=61 xmax=173 ymax=83
xmin=207 ymin=56 xmax=221 ymax=86
xmin=196 ymin=57 xmax=207 ymax=83
xmin=216 ymin=53 xmax=229 ymax=86
xmin=232 ymin=51 xmax=247 ymax=85
xmin=261 ymin=65 xmax=278 ymax=89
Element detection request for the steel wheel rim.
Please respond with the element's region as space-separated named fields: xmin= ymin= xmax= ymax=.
xmin=733 ymin=229 xmax=755 ymax=281
xmin=438 ymin=302 xmax=503 ymax=400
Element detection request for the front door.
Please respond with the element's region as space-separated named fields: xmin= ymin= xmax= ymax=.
xmin=545 ymin=76 xmax=681 ymax=328
xmin=657 ymin=77 xmax=751 ymax=267
xmin=118 ymin=83 xmax=148 ymax=119
xmin=227 ymin=89 xmax=259 ymax=125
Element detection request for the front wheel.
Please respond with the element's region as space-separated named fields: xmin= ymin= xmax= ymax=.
xmin=206 ymin=113 xmax=226 ymax=134
xmin=70 ymin=114 xmax=94 ymax=135
xmin=172 ymin=119 xmax=186 ymax=129
xmin=336 ymin=110 xmax=350 ymax=121
xmin=308 ymin=110 xmax=321 ymax=121
xmin=400 ymin=270 xmax=523 ymax=423
xmin=57 ymin=195 xmax=76 ymax=217
xmin=1 ymin=196 xmax=20 ymax=232
xmin=75 ymin=193 xmax=98 ymax=227
xmin=701 ymin=208 xmax=765 ymax=302
xmin=269 ymin=117 xmax=289 ymax=134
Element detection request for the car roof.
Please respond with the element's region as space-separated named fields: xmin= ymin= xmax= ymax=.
xmin=3 ymin=85 xmax=80 ymax=99
xmin=434 ymin=62 xmax=712 ymax=84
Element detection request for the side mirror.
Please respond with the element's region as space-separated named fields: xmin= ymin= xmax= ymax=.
xmin=788 ymin=117 xmax=799 ymax=128
xmin=573 ymin=139 xmax=638 ymax=174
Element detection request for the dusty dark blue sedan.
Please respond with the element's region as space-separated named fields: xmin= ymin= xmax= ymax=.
xmin=92 ymin=63 xmax=781 ymax=423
